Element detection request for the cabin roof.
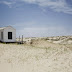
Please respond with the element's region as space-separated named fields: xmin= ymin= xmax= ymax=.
xmin=0 ymin=26 xmax=15 ymax=30
xmin=0 ymin=27 xmax=6 ymax=30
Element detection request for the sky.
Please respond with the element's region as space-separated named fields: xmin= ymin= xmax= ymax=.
xmin=0 ymin=0 xmax=72 ymax=37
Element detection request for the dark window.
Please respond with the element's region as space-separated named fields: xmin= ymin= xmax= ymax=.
xmin=1 ymin=32 xmax=3 ymax=40
xmin=8 ymin=32 xmax=12 ymax=39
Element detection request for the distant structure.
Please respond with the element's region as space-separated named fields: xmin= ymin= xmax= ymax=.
xmin=0 ymin=26 xmax=16 ymax=42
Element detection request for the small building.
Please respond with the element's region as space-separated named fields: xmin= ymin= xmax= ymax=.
xmin=0 ymin=26 xmax=16 ymax=42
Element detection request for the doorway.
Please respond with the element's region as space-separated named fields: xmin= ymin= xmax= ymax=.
xmin=8 ymin=32 xmax=12 ymax=39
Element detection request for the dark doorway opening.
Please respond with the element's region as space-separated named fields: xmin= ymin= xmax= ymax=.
xmin=8 ymin=32 xmax=12 ymax=39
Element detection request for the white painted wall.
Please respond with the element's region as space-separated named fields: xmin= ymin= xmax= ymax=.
xmin=0 ymin=26 xmax=16 ymax=42
xmin=0 ymin=29 xmax=4 ymax=41
xmin=0 ymin=30 xmax=1 ymax=41
xmin=3 ymin=27 xmax=16 ymax=42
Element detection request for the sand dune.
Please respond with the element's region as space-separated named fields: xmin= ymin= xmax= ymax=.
xmin=0 ymin=36 xmax=72 ymax=72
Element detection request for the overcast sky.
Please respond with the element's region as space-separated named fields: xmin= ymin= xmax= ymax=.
xmin=0 ymin=0 xmax=72 ymax=37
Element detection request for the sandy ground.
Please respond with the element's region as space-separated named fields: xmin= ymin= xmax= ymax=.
xmin=0 ymin=40 xmax=72 ymax=72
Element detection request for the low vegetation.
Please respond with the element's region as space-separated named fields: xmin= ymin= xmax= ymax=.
xmin=0 ymin=36 xmax=72 ymax=72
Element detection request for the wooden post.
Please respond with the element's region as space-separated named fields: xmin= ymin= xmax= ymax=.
xmin=22 ymin=35 xmax=23 ymax=44
xmin=19 ymin=36 xmax=20 ymax=43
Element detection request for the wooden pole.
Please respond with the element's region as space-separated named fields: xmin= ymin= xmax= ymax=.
xmin=22 ymin=35 xmax=23 ymax=44
xmin=19 ymin=36 xmax=20 ymax=42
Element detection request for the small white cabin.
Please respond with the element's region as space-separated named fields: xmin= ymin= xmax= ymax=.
xmin=0 ymin=26 xmax=16 ymax=42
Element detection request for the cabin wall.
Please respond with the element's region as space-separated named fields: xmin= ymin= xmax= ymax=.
xmin=0 ymin=29 xmax=4 ymax=42
xmin=0 ymin=30 xmax=1 ymax=41
xmin=3 ymin=27 xmax=16 ymax=42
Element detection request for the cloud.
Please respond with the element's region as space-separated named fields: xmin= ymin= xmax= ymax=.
xmin=0 ymin=1 xmax=15 ymax=8
xmin=16 ymin=27 xmax=72 ymax=37
xmin=12 ymin=21 xmax=37 ymax=28
xmin=20 ymin=0 xmax=72 ymax=14
xmin=0 ymin=0 xmax=72 ymax=14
